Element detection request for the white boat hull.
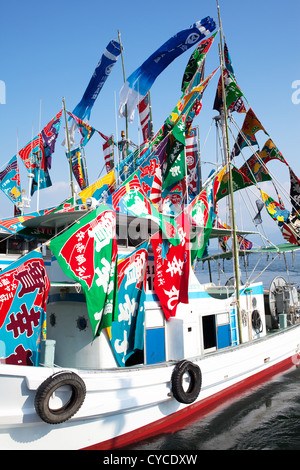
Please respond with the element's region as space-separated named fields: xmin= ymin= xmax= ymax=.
xmin=0 ymin=323 xmax=299 ymax=450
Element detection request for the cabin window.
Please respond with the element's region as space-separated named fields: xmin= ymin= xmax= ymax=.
xmin=202 ymin=315 xmax=216 ymax=350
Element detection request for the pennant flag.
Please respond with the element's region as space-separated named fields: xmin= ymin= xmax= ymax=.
xmin=0 ymin=155 xmax=22 ymax=206
xmin=215 ymin=165 xmax=254 ymax=202
xmin=78 ymin=170 xmax=116 ymax=206
xmin=185 ymin=127 xmax=200 ymax=199
xmin=72 ymin=39 xmax=122 ymax=121
xmin=237 ymin=234 xmax=253 ymax=250
xmin=239 ymin=153 xmax=272 ymax=183
xmin=138 ymin=93 xmax=152 ymax=142
xmin=289 ymin=167 xmax=300 ymax=215
xmin=217 ymin=218 xmax=253 ymax=251
xmin=103 ymin=135 xmax=115 ymax=173
xmin=109 ymin=172 xmax=180 ymax=246
xmin=213 ymin=69 xmax=244 ymax=112
xmin=68 ymin=147 xmax=88 ymax=190
xmin=119 ymin=17 xmax=216 ymax=122
xmin=0 ymin=251 xmax=50 ymax=366
xmin=259 ymin=138 xmax=288 ymax=166
xmin=231 ymin=108 xmax=267 ymax=157
xmin=49 ymin=205 xmax=118 ymax=337
xmin=151 ymin=213 xmax=190 ymax=320
xmin=110 ymin=242 xmax=148 ymax=366
xmin=181 ymin=31 xmax=217 ymax=92
xmin=281 ymin=215 xmax=300 ymax=246
xmin=261 ymin=190 xmax=290 ymax=225
xmin=41 ymin=110 xmax=62 ymax=169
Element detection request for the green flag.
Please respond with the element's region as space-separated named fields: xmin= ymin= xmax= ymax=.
xmin=49 ymin=205 xmax=118 ymax=337
xmin=162 ymin=119 xmax=186 ymax=190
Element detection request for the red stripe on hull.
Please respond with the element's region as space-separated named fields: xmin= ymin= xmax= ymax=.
xmin=82 ymin=356 xmax=296 ymax=450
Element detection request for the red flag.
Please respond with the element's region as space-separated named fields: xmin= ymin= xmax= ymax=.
xmin=151 ymin=213 xmax=190 ymax=320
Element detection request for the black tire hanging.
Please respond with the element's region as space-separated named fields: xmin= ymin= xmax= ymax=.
xmin=34 ymin=371 xmax=86 ymax=424
xmin=171 ymin=360 xmax=202 ymax=404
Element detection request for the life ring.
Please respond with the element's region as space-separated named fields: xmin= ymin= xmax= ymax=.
xmin=171 ymin=360 xmax=202 ymax=404
xmin=34 ymin=371 xmax=86 ymax=424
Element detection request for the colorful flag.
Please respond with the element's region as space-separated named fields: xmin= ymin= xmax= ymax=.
xmin=119 ymin=17 xmax=216 ymax=122
xmin=110 ymin=242 xmax=148 ymax=366
xmin=239 ymin=153 xmax=272 ymax=183
xmin=103 ymin=135 xmax=115 ymax=173
xmin=41 ymin=110 xmax=62 ymax=169
xmin=72 ymin=39 xmax=122 ymax=121
xmin=185 ymin=127 xmax=200 ymax=199
xmin=67 ymin=111 xmax=95 ymax=146
xmin=18 ymin=134 xmax=52 ymax=195
xmin=0 ymin=155 xmax=22 ymax=206
xmin=0 ymin=251 xmax=50 ymax=366
xmin=232 ymin=108 xmax=267 ymax=157
xmin=138 ymin=93 xmax=152 ymax=142
xmin=188 ymin=166 xmax=227 ymax=261
xmin=162 ymin=119 xmax=186 ymax=190
xmin=78 ymin=170 xmax=116 ymax=206
xmin=151 ymin=213 xmax=190 ymax=320
xmin=181 ymin=31 xmax=217 ymax=92
xmin=49 ymin=205 xmax=118 ymax=337
xmin=109 ymin=172 xmax=180 ymax=246
xmin=215 ymin=166 xmax=254 ymax=202
xmin=260 ymin=190 xmax=290 ymax=225
xmin=68 ymin=147 xmax=88 ymax=190
xmin=259 ymin=138 xmax=288 ymax=166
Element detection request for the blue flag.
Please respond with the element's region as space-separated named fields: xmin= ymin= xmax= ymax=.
xmin=0 ymin=155 xmax=22 ymax=206
xmin=72 ymin=39 xmax=122 ymax=121
xmin=119 ymin=17 xmax=216 ymax=122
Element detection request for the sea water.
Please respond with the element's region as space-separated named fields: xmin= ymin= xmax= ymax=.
xmin=125 ymin=251 xmax=300 ymax=451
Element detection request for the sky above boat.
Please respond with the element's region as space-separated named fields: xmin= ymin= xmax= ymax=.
xmin=0 ymin=0 xmax=299 ymax=240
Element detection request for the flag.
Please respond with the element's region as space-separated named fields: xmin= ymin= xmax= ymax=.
xmin=109 ymin=172 xmax=180 ymax=246
xmin=49 ymin=205 xmax=118 ymax=337
xmin=72 ymin=39 xmax=122 ymax=121
xmin=181 ymin=31 xmax=217 ymax=92
xmin=162 ymin=119 xmax=186 ymax=190
xmin=67 ymin=111 xmax=96 ymax=147
xmin=103 ymin=135 xmax=115 ymax=173
xmin=185 ymin=127 xmax=200 ymax=199
xmin=41 ymin=110 xmax=62 ymax=169
xmin=259 ymin=139 xmax=288 ymax=166
xmin=261 ymin=190 xmax=290 ymax=225
xmin=188 ymin=166 xmax=227 ymax=261
xmin=19 ymin=134 xmax=52 ymax=195
xmin=138 ymin=93 xmax=152 ymax=141
xmin=237 ymin=234 xmax=253 ymax=250
xmin=78 ymin=170 xmax=116 ymax=206
xmin=151 ymin=213 xmax=190 ymax=320
xmin=0 ymin=251 xmax=50 ymax=366
xmin=239 ymin=153 xmax=272 ymax=183
xmin=289 ymin=167 xmax=300 ymax=215
xmin=68 ymin=147 xmax=88 ymax=190
xmin=0 ymin=155 xmax=22 ymax=206
xmin=119 ymin=17 xmax=216 ymax=122
xmin=281 ymin=215 xmax=300 ymax=246
xmin=231 ymin=108 xmax=267 ymax=157
xmin=215 ymin=166 xmax=254 ymax=202
xmin=110 ymin=242 xmax=148 ymax=366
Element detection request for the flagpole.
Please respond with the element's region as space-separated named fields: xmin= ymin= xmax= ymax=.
xmin=62 ymin=97 xmax=75 ymax=202
xmin=118 ymin=30 xmax=129 ymax=155
xmin=216 ymin=0 xmax=243 ymax=343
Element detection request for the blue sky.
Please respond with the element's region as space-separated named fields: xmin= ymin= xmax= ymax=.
xmin=0 ymin=0 xmax=299 ymax=235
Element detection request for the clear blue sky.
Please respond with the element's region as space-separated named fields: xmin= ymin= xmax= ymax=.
xmin=0 ymin=0 xmax=299 ymax=229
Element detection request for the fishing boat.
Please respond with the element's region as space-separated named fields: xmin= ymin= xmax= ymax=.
xmin=0 ymin=3 xmax=300 ymax=450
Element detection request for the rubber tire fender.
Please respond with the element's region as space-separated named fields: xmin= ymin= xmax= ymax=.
xmin=171 ymin=360 xmax=202 ymax=404
xmin=34 ymin=371 xmax=86 ymax=424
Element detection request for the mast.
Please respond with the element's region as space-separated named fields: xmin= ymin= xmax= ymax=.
xmin=216 ymin=0 xmax=243 ymax=343
xmin=118 ymin=30 xmax=129 ymax=157
xmin=62 ymin=97 xmax=75 ymax=202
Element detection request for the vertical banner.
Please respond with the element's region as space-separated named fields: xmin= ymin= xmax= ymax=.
xmin=185 ymin=127 xmax=200 ymax=199
xmin=0 ymin=252 xmax=50 ymax=366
